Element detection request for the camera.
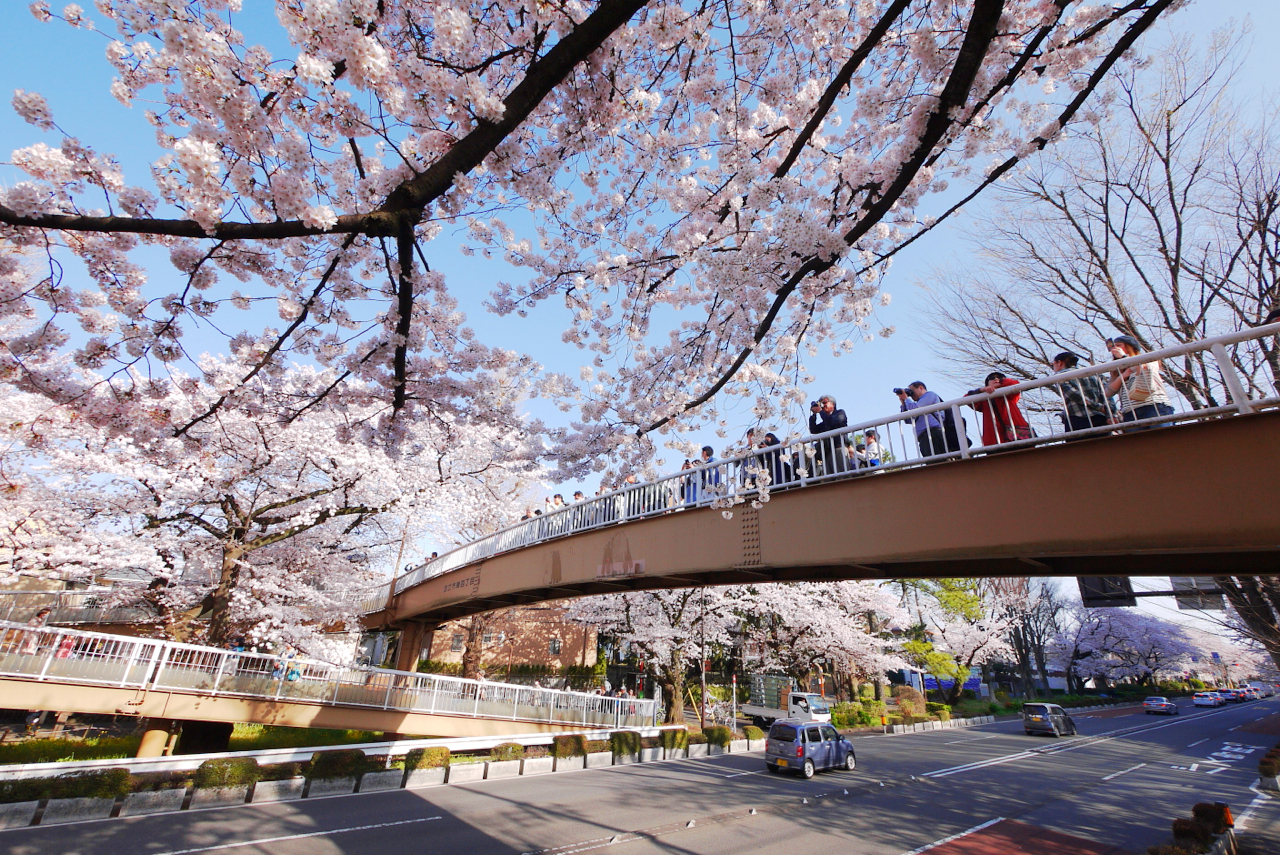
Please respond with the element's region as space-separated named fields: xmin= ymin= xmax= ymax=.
xmin=810 ymin=401 xmax=820 ymax=409
xmin=893 ymin=388 xmax=907 ymax=395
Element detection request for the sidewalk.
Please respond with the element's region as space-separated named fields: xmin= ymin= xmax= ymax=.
xmin=1236 ymin=786 xmax=1280 ymax=855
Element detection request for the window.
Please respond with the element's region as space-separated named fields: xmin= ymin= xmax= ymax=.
xmin=549 ymin=638 xmax=562 ymax=655
xmin=821 ymin=726 xmax=839 ymax=741
xmin=450 ymin=634 xmax=464 ymax=652
xmin=805 ymin=727 xmax=822 ymax=744
xmin=482 ymin=631 xmax=505 ymax=646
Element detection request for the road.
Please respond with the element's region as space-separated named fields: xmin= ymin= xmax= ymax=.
xmin=4 ymin=697 xmax=1277 ymax=855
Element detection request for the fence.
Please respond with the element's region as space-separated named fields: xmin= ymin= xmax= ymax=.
xmin=0 ymin=620 xmax=659 ymax=729
xmin=374 ymin=323 xmax=1280 ymax=608
xmin=0 ymin=590 xmax=156 ymax=626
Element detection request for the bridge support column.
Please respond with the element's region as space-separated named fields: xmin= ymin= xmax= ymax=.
xmin=394 ymin=621 xmax=436 ymax=673
xmin=136 ymin=718 xmax=179 ymax=757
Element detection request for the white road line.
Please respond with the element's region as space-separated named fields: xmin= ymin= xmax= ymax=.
xmin=1236 ymin=783 xmax=1270 ymax=830
xmin=1189 ymin=763 xmax=1199 ymax=772
xmin=942 ymin=735 xmax=1002 ymax=745
xmin=925 ymin=751 xmax=1037 ymax=778
xmin=721 ymin=770 xmax=764 ymax=778
xmin=1187 ymin=739 xmax=1208 ymax=747
xmin=1101 ymin=763 xmax=1147 ymax=781
xmin=897 ymin=818 xmax=1005 ymax=855
xmin=1206 ymin=766 xmax=1228 ymax=775
xmin=149 ymin=816 xmax=442 ymax=855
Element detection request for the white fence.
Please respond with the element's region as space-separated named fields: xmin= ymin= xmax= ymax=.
xmin=0 ymin=590 xmax=155 ymax=626
xmin=0 ymin=620 xmax=659 ymax=729
xmin=374 ymin=323 xmax=1280 ymax=609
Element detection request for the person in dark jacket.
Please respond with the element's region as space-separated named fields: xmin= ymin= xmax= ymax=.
xmin=808 ymin=395 xmax=848 ymax=475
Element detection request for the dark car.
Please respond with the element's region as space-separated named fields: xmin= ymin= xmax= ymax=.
xmin=765 ymin=719 xmax=857 ymax=778
xmin=1022 ymin=703 xmax=1076 ymax=737
xmin=1143 ymin=696 xmax=1178 ymax=715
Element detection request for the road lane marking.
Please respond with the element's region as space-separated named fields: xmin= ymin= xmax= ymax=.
xmin=1102 ymin=763 xmax=1146 ymax=781
xmin=149 ymin=816 xmax=443 ymax=855
xmin=1189 ymin=763 xmax=1199 ymax=771
xmin=1188 ymin=739 xmax=1208 ymax=747
xmin=1206 ymin=766 xmax=1228 ymax=775
xmin=1237 ymin=784 xmax=1270 ymax=830
xmin=898 ymin=818 xmax=1005 ymax=855
xmin=721 ymin=770 xmax=764 ymax=778
xmin=925 ymin=751 xmax=1036 ymax=778
xmin=943 ymin=735 xmax=1002 ymax=745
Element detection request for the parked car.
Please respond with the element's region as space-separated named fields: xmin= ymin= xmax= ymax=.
xmin=1193 ymin=692 xmax=1223 ymax=707
xmin=1023 ymin=703 xmax=1077 ymax=737
xmin=765 ymin=719 xmax=857 ymax=778
xmin=1143 ymin=696 xmax=1179 ymax=715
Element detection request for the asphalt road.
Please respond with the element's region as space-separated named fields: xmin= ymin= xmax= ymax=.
xmin=4 ymin=697 xmax=1277 ymax=855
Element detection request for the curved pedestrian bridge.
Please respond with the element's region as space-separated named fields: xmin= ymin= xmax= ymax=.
xmin=367 ymin=326 xmax=1280 ymax=658
xmin=0 ymin=621 xmax=656 ymax=753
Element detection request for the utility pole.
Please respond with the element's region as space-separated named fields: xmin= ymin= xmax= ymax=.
xmin=699 ymin=587 xmax=707 ymax=730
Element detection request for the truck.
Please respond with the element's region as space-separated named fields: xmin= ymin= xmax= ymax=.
xmin=740 ymin=674 xmax=831 ymax=727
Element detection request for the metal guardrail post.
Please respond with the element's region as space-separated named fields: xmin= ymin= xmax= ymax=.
xmin=209 ymin=650 xmax=228 ymax=695
xmin=1211 ymin=343 xmax=1256 ymax=415
xmin=952 ymin=404 xmax=970 ymax=458
xmin=36 ymin=631 xmax=60 ymax=681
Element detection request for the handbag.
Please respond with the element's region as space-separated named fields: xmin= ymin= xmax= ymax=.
xmin=1014 ymin=425 xmax=1036 ymax=440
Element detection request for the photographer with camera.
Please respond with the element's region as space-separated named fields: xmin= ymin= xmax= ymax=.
xmin=896 ymin=382 xmax=954 ymax=458
xmin=808 ymin=395 xmax=848 ymax=475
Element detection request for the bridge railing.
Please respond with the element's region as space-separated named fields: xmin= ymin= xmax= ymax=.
xmin=0 ymin=620 xmax=659 ymax=729
xmin=0 ymin=590 xmax=157 ymax=626
xmin=383 ymin=324 xmax=1280 ymax=602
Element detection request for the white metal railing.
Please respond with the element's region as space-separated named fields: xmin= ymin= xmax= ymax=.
xmin=0 ymin=590 xmax=155 ymax=626
xmin=0 ymin=620 xmax=659 ymax=729
xmin=380 ymin=323 xmax=1280 ymax=605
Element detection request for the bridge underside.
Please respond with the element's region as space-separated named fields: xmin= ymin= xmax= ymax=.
xmin=0 ymin=677 xmax=581 ymax=737
xmin=373 ymin=411 xmax=1280 ymax=627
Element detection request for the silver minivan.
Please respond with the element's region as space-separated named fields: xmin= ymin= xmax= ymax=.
xmin=765 ymin=719 xmax=856 ymax=778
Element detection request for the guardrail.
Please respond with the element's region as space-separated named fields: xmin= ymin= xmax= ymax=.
xmin=0 ymin=590 xmax=157 ymax=626
xmin=0 ymin=620 xmax=659 ymax=729
xmin=375 ymin=323 xmax=1280 ymax=608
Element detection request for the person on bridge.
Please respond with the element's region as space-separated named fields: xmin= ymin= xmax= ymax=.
xmin=863 ymin=429 xmax=884 ymax=466
xmin=759 ymin=432 xmax=791 ymax=486
xmin=1106 ymin=335 xmax=1174 ymax=431
xmin=19 ymin=606 xmax=52 ymax=655
xmin=898 ymin=382 xmax=949 ymax=457
xmin=1050 ymin=351 xmax=1110 ymax=437
xmin=966 ymin=372 xmax=1031 ymax=447
xmin=808 ymin=395 xmax=848 ymax=475
xmin=699 ymin=446 xmax=722 ymax=498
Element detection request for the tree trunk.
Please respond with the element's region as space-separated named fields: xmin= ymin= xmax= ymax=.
xmin=206 ymin=545 xmax=245 ymax=646
xmin=1215 ymin=576 xmax=1280 ymax=671
xmin=460 ymin=614 xmax=491 ymax=679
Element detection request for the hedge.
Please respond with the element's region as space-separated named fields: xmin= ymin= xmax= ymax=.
xmin=743 ymin=725 xmax=765 ymax=741
xmin=490 ymin=743 xmax=525 ymax=762
xmin=194 ymin=758 xmax=260 ymax=789
xmin=0 ymin=768 xmax=131 ymax=804
xmin=659 ymin=729 xmax=688 ymax=751
xmin=405 ymin=747 xmax=450 ymax=769
xmin=702 ymin=726 xmax=732 ymax=748
xmin=687 ymin=732 xmax=708 ymax=745
xmin=309 ymin=749 xmax=377 ymax=780
xmin=129 ymin=771 xmax=194 ymax=793
xmin=553 ymin=734 xmax=588 ymax=758
xmin=609 ymin=731 xmax=642 ymax=756
xmin=584 ymin=740 xmax=609 ymax=755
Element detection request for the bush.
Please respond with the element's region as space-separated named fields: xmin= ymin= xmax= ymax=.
xmin=830 ymin=701 xmax=862 ymax=729
xmin=0 ymin=777 xmax=50 ymax=804
xmin=489 ymin=742 xmax=525 ymax=762
xmin=405 ymin=747 xmax=450 ymax=769
xmin=703 ymin=726 xmax=732 ymax=748
xmin=936 ymin=709 xmax=951 ymax=722
xmin=742 ymin=726 xmax=765 ymax=741
xmin=859 ymin=684 xmax=875 ymax=699
xmin=1170 ymin=818 xmax=1211 ymax=846
xmin=609 ymin=731 xmax=642 ymax=756
xmin=228 ymin=723 xmax=384 ymax=751
xmin=309 ymin=749 xmax=377 ymax=780
xmin=687 ymin=732 xmax=708 ymax=745
xmin=33 ymin=769 xmax=131 ymax=801
xmin=659 ymin=729 xmax=689 ymax=751
xmin=857 ymin=699 xmax=887 ymax=726
xmin=1259 ymin=759 xmax=1278 ymax=778
xmin=892 ymin=685 xmax=925 ymax=717
xmin=525 ymin=745 xmax=550 ymax=759
xmin=640 ymin=736 xmax=662 ymax=750
xmin=0 ymin=735 xmax=141 ymax=766
xmin=552 ymin=734 xmax=588 ymax=758
xmin=416 ymin=660 xmax=463 ymax=676
xmin=258 ymin=762 xmax=303 ymax=781
xmin=194 ymin=758 xmax=260 ymax=789
xmin=1192 ymin=803 xmax=1231 ymax=834
xmin=129 ymin=771 xmax=193 ymax=793
xmin=585 ymin=740 xmax=609 ymax=754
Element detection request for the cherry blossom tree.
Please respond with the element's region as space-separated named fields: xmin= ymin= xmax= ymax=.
xmin=731 ymin=581 xmax=906 ymax=697
xmin=0 ymin=359 xmax=541 ymax=652
xmin=1048 ymin=606 xmax=1195 ymax=689
xmin=566 ymin=586 xmax=734 ymax=722
xmin=1 ymin=0 xmax=1179 ymax=474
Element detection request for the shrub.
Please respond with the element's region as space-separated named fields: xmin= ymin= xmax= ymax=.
xmin=0 ymin=777 xmax=50 ymax=804
xmin=194 ymin=758 xmax=260 ymax=789
xmin=830 ymin=702 xmax=862 ymax=729
xmin=0 ymin=735 xmax=141 ymax=766
xmin=892 ymin=685 xmax=925 ymax=716
xmin=1259 ymin=759 xmax=1278 ymax=778
xmin=687 ymin=732 xmax=708 ymax=745
xmin=405 ymin=747 xmax=450 ymax=769
xmin=703 ymin=726 xmax=732 ymax=748
xmin=525 ymin=745 xmax=550 ymax=759
xmin=490 ymin=743 xmax=526 ymax=762
xmin=585 ymin=740 xmax=609 ymax=754
xmin=742 ymin=726 xmax=765 ymax=741
xmin=1170 ymin=818 xmax=1212 ymax=846
xmin=609 ymin=731 xmax=642 ymax=756
xmin=309 ymin=749 xmax=377 ymax=780
xmin=46 ymin=769 xmax=132 ymax=801
xmin=859 ymin=684 xmax=875 ymax=699
xmin=936 ymin=709 xmax=951 ymax=722
xmin=1192 ymin=803 xmax=1231 ymax=834
xmin=640 ymin=736 xmax=662 ymax=750
xmin=553 ymin=734 xmax=588 ymax=758
xmin=659 ymin=729 xmax=689 ymax=751
xmin=994 ymin=691 xmax=1010 ymax=704
xmin=258 ymin=762 xmax=303 ymax=781
xmin=129 ymin=771 xmax=193 ymax=793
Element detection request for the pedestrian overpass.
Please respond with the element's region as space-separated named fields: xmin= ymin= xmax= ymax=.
xmin=0 ymin=621 xmax=657 ymax=755
xmin=366 ymin=326 xmax=1280 ymax=670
